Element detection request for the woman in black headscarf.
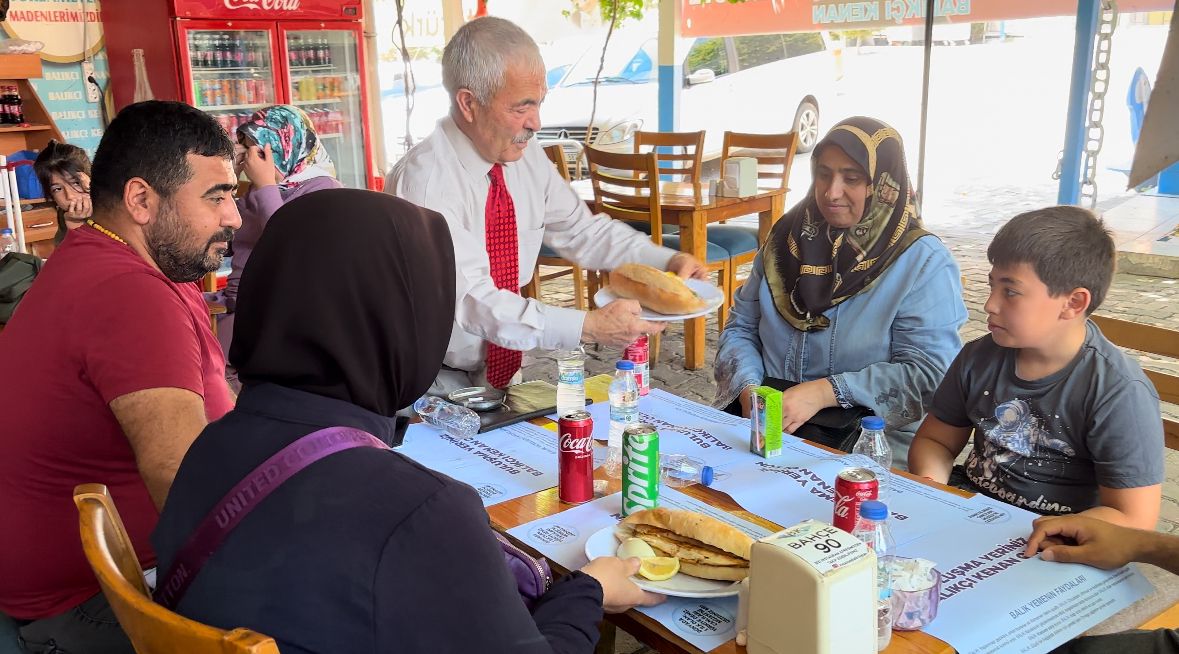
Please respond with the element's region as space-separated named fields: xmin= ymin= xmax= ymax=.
xmin=152 ymin=189 xmax=658 ymax=654
xmin=714 ymin=117 xmax=967 ymax=465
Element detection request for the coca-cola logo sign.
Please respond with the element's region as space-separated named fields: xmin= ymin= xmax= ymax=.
xmin=833 ymin=494 xmax=853 ymax=518
xmin=559 ymin=433 xmax=592 ymax=452
xmin=224 ymin=0 xmax=301 ymax=11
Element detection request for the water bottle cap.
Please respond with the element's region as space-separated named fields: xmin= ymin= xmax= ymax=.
xmin=861 ymin=416 xmax=885 ymax=430
xmin=859 ymin=500 xmax=888 ymax=520
xmin=0 ymin=228 xmax=12 ymax=234
xmin=700 ymin=465 xmax=714 ymax=486
xmin=615 ymin=360 xmax=634 ymax=371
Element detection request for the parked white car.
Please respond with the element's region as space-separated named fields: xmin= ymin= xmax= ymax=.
xmin=537 ymin=30 xmax=838 ymax=164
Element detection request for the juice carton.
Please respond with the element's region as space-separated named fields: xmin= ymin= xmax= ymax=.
xmin=750 ymin=386 xmax=783 ymax=458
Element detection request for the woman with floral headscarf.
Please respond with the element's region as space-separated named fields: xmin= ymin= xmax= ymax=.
xmin=714 ymin=116 xmax=967 ymax=465
xmin=217 ymin=104 xmax=342 ymax=360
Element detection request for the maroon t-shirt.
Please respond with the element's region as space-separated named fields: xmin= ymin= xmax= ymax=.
xmin=0 ymin=225 xmax=233 ymax=619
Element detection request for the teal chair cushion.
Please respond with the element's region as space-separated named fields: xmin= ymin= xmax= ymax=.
xmin=539 ymin=243 xmax=560 ymax=259
xmin=706 ymin=225 xmax=759 ymax=258
xmin=661 ymin=235 xmax=730 ymax=264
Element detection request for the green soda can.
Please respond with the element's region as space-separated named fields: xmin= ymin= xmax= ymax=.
xmin=621 ymin=423 xmax=660 ymax=516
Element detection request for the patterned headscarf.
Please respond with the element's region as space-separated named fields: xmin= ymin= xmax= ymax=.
xmin=237 ymin=104 xmax=336 ymax=189
xmin=764 ymin=116 xmax=931 ymax=332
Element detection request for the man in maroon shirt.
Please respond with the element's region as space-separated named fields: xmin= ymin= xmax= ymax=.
xmin=0 ymin=101 xmax=241 ymax=653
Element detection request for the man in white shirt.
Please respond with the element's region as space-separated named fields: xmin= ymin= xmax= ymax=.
xmin=387 ymin=16 xmax=705 ymax=393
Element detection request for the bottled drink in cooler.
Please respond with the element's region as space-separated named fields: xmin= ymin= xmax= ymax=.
xmin=853 ymin=500 xmax=895 ymax=651
xmin=230 ymin=34 xmax=244 ymax=68
xmin=605 ymin=360 xmax=638 ymax=478
xmin=318 ymin=38 xmax=330 ymax=67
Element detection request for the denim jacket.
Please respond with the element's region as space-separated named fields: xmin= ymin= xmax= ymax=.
xmin=714 ymin=235 xmax=967 ymax=464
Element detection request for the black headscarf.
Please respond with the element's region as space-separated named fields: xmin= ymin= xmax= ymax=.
xmin=763 ymin=116 xmax=930 ymax=332
xmin=230 ymin=189 xmax=456 ymax=417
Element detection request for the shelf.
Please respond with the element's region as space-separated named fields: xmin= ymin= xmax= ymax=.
xmin=292 ymin=98 xmax=341 ymax=106
xmin=192 ymin=66 xmax=271 ymax=75
xmin=319 ymin=133 xmax=342 ymax=139
xmin=198 ymin=103 xmax=268 ymax=112
xmin=0 ymin=124 xmax=52 ymax=133
xmin=288 ymin=64 xmax=334 ymax=73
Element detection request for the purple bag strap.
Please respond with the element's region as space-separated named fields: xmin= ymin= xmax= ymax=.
xmin=153 ymin=426 xmax=388 ymax=609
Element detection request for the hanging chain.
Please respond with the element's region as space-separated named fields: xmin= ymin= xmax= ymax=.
xmin=1080 ymin=0 xmax=1118 ymax=207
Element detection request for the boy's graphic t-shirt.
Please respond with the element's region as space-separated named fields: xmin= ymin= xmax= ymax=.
xmin=931 ymin=321 xmax=1163 ymax=515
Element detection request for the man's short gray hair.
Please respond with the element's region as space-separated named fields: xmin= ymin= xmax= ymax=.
xmin=442 ymin=16 xmax=544 ymax=105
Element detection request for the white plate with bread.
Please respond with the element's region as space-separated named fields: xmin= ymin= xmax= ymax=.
xmin=584 ymin=508 xmax=750 ymax=598
xmin=594 ymin=264 xmax=724 ymax=321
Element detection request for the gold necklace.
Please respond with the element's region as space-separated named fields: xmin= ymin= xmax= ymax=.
xmin=86 ymin=219 xmax=126 ymax=245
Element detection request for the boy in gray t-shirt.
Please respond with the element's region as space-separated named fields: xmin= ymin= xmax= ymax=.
xmin=909 ymin=206 xmax=1163 ymax=530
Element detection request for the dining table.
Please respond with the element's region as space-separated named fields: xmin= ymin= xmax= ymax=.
xmin=485 ymin=374 xmax=1179 ymax=654
xmin=572 ymin=179 xmax=788 ymax=371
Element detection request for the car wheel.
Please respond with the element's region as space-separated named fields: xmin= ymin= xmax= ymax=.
xmin=793 ymin=101 xmax=819 ymax=153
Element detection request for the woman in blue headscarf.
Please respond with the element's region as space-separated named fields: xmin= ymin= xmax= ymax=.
xmin=217 ymin=104 xmax=343 ymax=365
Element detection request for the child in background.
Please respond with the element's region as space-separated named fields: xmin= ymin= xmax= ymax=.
xmin=908 ymin=206 xmax=1163 ymax=529
xmin=33 ymin=140 xmax=92 ymax=244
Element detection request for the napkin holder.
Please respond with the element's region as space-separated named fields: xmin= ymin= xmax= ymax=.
xmin=721 ymin=156 xmax=758 ymax=197
xmin=746 ymin=520 xmax=876 ymax=654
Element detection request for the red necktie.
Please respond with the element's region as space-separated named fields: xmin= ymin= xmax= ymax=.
xmin=484 ymin=163 xmax=522 ymax=389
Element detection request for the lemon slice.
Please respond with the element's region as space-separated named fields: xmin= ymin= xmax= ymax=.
xmin=638 ymin=556 xmax=680 ymax=581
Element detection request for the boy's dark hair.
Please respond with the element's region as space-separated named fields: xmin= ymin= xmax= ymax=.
xmin=90 ymin=101 xmax=233 ymax=213
xmin=987 ymin=206 xmax=1114 ymax=315
xmin=33 ymin=140 xmax=91 ymax=198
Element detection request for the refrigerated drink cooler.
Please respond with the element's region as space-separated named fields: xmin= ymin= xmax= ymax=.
xmin=103 ymin=0 xmax=376 ymax=190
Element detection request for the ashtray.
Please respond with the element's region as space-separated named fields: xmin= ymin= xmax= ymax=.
xmin=448 ymin=386 xmax=506 ymax=412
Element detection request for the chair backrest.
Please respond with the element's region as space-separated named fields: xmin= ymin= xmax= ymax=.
xmin=721 ymin=131 xmax=799 ymax=191
xmin=1089 ymin=315 xmax=1179 ymax=450
xmin=584 ymin=146 xmax=663 ymax=246
xmin=542 ymin=144 xmax=572 ymax=182
xmin=73 ymin=484 xmax=280 ymax=654
xmin=634 ymin=130 xmax=705 ymax=189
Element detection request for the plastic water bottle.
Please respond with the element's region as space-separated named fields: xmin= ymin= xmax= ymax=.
xmin=660 ymin=453 xmax=714 ymax=487
xmin=0 ymin=228 xmax=16 ymax=254
xmin=852 ymin=416 xmax=892 ymax=499
xmin=413 ymin=395 xmax=481 ymax=440
xmin=853 ymin=500 xmax=895 ymax=651
xmin=605 ymin=360 xmax=638 ymax=478
xmin=555 ymin=347 xmax=586 ymax=419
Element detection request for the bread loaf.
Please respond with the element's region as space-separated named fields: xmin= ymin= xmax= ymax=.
xmin=616 ymin=508 xmax=753 ymax=581
xmin=609 ymin=264 xmax=707 ymax=315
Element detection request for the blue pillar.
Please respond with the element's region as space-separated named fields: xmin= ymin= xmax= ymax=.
xmin=657 ymin=0 xmax=680 ymax=132
xmin=1058 ymin=1 xmax=1100 ymax=206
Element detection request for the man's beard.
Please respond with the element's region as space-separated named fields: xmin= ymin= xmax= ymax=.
xmin=145 ymin=201 xmax=234 ymax=283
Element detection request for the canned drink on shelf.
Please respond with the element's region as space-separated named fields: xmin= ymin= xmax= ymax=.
xmin=833 ymin=467 xmax=879 ymax=533
xmin=558 ymin=410 xmax=594 ymax=504
xmin=621 ymin=423 xmax=660 ymax=516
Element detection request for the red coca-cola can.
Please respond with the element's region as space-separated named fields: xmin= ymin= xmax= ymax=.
xmin=558 ymin=410 xmax=595 ymax=504
xmin=833 ymin=467 xmax=878 ymax=533
xmin=624 ymin=335 xmax=650 ymax=396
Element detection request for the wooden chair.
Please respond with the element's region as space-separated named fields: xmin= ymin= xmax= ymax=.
xmin=522 ymin=145 xmax=595 ymax=310
xmin=633 ymin=130 xmax=706 ymax=191
xmin=1089 ymin=315 xmax=1179 ymax=450
xmin=202 ymin=272 xmax=225 ymax=337
xmin=73 ymin=484 xmax=280 ymax=654
xmin=707 ymin=131 xmax=800 ymax=314
xmin=585 ymin=146 xmax=738 ymax=361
